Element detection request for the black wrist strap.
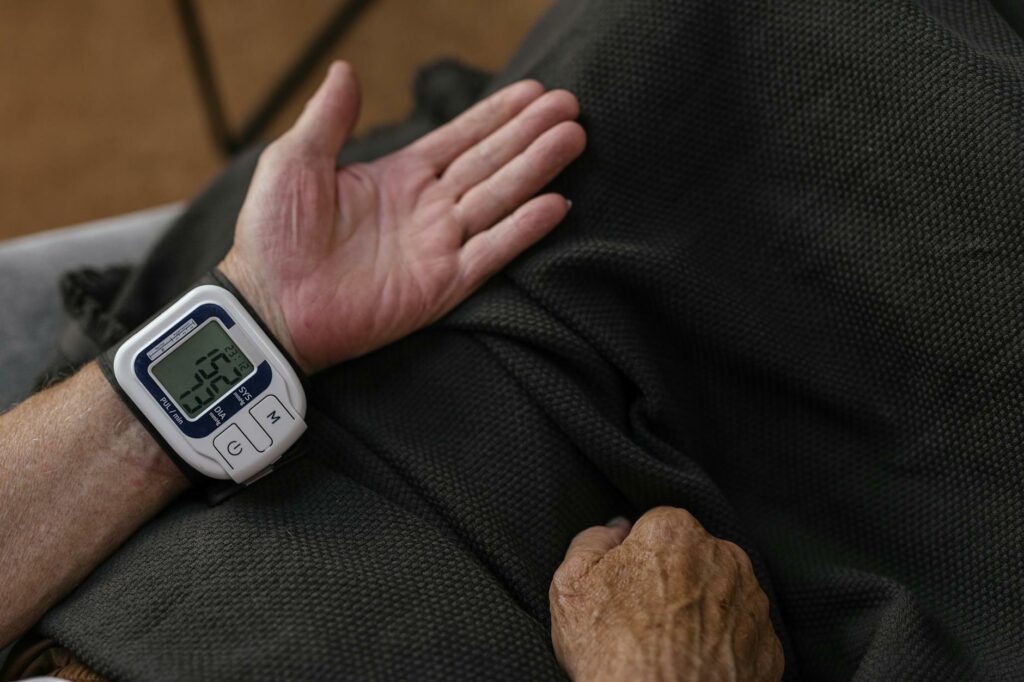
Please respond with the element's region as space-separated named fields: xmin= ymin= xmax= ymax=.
xmin=97 ymin=268 xmax=309 ymax=505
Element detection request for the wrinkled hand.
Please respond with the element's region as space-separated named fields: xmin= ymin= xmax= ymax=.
xmin=550 ymin=507 xmax=784 ymax=682
xmin=220 ymin=62 xmax=585 ymax=373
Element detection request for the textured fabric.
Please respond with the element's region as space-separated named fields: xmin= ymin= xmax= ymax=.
xmin=34 ymin=1 xmax=1024 ymax=679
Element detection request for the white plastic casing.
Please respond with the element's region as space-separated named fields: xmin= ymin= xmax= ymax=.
xmin=113 ymin=285 xmax=307 ymax=484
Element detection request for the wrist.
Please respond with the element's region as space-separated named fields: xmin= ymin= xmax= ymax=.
xmin=218 ymin=251 xmax=312 ymax=374
xmin=89 ymin=362 xmax=190 ymax=495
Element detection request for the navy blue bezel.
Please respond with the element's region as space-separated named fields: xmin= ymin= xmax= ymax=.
xmin=133 ymin=303 xmax=272 ymax=439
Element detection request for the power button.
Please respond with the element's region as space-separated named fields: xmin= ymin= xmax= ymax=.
xmin=213 ymin=424 xmax=259 ymax=471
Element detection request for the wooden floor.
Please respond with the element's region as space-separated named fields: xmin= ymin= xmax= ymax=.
xmin=0 ymin=0 xmax=551 ymax=241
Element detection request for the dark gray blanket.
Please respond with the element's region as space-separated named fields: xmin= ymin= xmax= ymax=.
xmin=37 ymin=1 xmax=1024 ymax=678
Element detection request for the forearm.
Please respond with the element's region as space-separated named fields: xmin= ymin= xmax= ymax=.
xmin=0 ymin=362 xmax=188 ymax=647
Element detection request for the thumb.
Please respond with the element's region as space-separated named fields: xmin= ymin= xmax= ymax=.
xmin=562 ymin=517 xmax=632 ymax=570
xmin=288 ymin=60 xmax=361 ymax=157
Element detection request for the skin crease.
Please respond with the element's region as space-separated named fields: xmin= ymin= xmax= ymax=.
xmin=0 ymin=62 xmax=783 ymax=680
xmin=222 ymin=62 xmax=586 ymax=372
xmin=550 ymin=508 xmax=785 ymax=681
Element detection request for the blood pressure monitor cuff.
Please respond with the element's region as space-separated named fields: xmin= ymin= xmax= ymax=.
xmin=97 ymin=268 xmax=309 ymax=505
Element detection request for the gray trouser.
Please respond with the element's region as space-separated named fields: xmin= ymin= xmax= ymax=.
xmin=0 ymin=205 xmax=179 ymax=411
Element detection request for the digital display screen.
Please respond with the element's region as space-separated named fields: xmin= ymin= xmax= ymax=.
xmin=151 ymin=321 xmax=254 ymax=419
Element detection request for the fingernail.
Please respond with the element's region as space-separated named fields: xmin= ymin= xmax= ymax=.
xmin=565 ymin=198 xmax=573 ymax=210
xmin=606 ymin=516 xmax=629 ymax=528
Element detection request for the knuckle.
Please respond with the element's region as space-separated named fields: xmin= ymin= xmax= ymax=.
xmin=551 ymin=558 xmax=588 ymax=597
xmin=473 ymin=138 xmax=498 ymax=170
xmin=559 ymin=552 xmax=591 ymax=581
xmin=752 ymin=586 xmax=772 ymax=618
xmin=765 ymin=630 xmax=786 ymax=680
xmin=481 ymin=182 xmax=514 ymax=219
xmin=638 ymin=505 xmax=674 ymax=524
xmin=548 ymin=574 xmax=565 ymax=601
xmin=720 ymin=539 xmax=755 ymax=575
xmin=637 ymin=506 xmax=702 ymax=533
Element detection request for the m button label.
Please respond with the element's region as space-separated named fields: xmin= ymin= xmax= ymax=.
xmin=249 ymin=395 xmax=294 ymax=443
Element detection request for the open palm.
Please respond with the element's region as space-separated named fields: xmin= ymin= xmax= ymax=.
xmin=222 ymin=62 xmax=585 ymax=373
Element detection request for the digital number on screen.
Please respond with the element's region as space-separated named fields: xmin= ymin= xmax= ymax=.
xmin=150 ymin=321 xmax=255 ymax=419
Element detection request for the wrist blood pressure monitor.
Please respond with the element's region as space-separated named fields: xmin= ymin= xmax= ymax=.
xmin=108 ymin=281 xmax=307 ymax=488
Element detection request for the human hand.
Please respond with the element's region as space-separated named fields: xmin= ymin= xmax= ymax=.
xmin=550 ymin=508 xmax=784 ymax=682
xmin=219 ymin=62 xmax=585 ymax=373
